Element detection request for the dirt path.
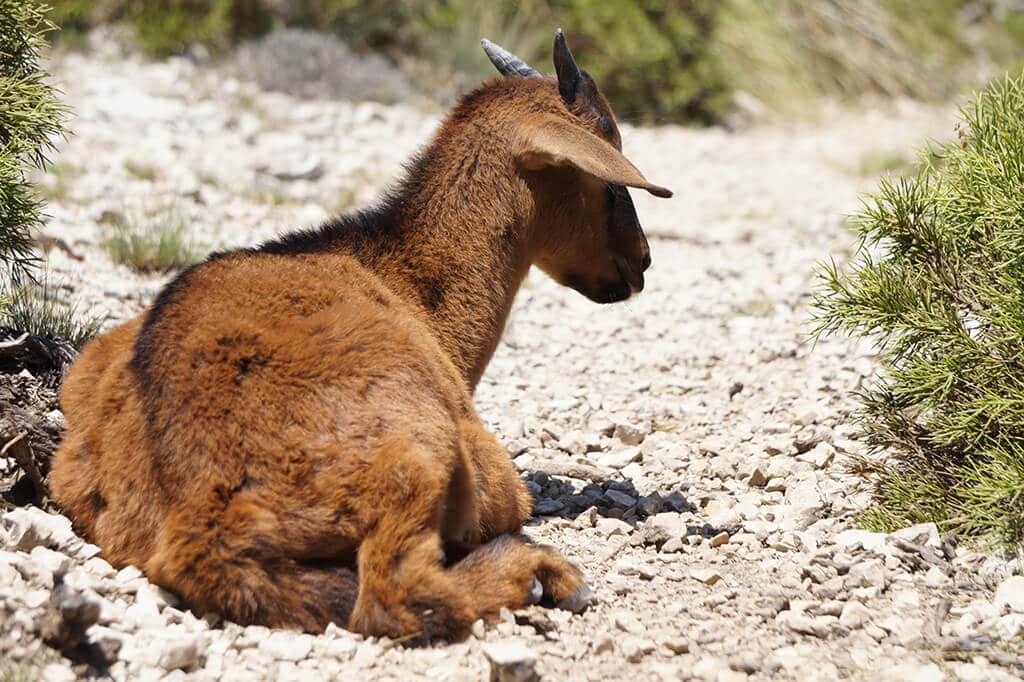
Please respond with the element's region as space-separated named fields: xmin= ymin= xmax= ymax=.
xmin=2 ymin=43 xmax=1022 ymax=681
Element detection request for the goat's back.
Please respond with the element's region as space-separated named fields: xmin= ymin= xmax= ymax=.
xmin=51 ymin=249 xmax=472 ymax=570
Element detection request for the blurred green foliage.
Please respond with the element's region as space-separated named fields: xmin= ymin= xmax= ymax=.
xmin=720 ymin=0 xmax=1024 ymax=111
xmin=549 ymin=0 xmax=729 ymax=123
xmin=46 ymin=0 xmax=272 ymax=54
xmin=43 ymin=0 xmax=1024 ymax=125
xmin=44 ymin=0 xmax=730 ymax=123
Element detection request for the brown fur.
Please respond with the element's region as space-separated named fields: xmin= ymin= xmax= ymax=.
xmin=50 ymin=43 xmax=670 ymax=641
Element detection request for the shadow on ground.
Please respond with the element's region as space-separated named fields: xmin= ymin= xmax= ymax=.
xmin=523 ymin=470 xmax=736 ymax=541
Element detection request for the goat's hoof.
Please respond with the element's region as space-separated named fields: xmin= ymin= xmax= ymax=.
xmin=556 ymin=583 xmax=592 ymax=614
xmin=526 ymin=578 xmax=543 ymax=605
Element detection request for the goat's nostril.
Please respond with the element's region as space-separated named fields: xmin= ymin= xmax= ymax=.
xmin=641 ymin=253 xmax=652 ymax=272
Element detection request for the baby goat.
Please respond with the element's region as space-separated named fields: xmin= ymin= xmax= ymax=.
xmin=50 ymin=30 xmax=671 ymax=641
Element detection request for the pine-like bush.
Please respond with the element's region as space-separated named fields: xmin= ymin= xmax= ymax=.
xmin=0 ymin=2 xmax=99 ymax=352
xmin=0 ymin=0 xmax=66 ymax=288
xmin=812 ymin=73 xmax=1024 ymax=550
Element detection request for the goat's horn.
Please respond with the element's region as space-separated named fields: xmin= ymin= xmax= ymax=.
xmin=481 ymin=38 xmax=541 ymax=78
xmin=553 ymin=28 xmax=581 ymax=104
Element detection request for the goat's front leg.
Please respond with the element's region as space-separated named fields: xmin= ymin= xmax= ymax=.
xmin=456 ymin=418 xmax=593 ymax=613
xmin=347 ymin=439 xmax=553 ymax=642
xmin=458 ymin=418 xmax=534 ymax=540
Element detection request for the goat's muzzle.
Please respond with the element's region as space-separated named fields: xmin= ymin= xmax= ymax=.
xmin=614 ymin=255 xmax=645 ymax=296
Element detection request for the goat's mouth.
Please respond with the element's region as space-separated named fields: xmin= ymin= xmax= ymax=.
xmin=562 ymin=264 xmax=639 ymax=304
xmin=613 ymin=256 xmax=645 ymax=296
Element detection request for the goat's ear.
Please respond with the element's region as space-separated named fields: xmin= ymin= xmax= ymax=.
xmin=515 ymin=116 xmax=673 ymax=198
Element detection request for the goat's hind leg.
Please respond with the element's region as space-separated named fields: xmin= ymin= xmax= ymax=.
xmin=452 ymin=534 xmax=591 ymax=615
xmin=146 ymin=484 xmax=361 ymax=633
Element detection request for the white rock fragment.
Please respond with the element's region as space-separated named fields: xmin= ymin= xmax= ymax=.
xmin=316 ymin=634 xmax=357 ymax=660
xmin=135 ymin=582 xmax=177 ymax=611
xmin=40 ymin=663 xmax=77 ymax=682
xmin=839 ymin=601 xmax=872 ymax=629
xmin=83 ymin=556 xmax=117 ymax=579
xmin=691 ymin=656 xmax=728 ymax=681
xmin=775 ymin=610 xmax=837 ymax=637
xmin=620 ymin=636 xmax=655 ymax=663
xmin=924 ymin=566 xmax=950 ymax=587
xmin=595 ymin=517 xmax=632 ymax=538
xmin=890 ymin=523 xmax=941 ymax=549
xmin=783 ymin=478 xmax=824 ymax=515
xmin=845 ymin=559 xmax=887 ymax=590
xmin=30 ymin=545 xmax=72 ymax=576
xmin=353 ymin=641 xmax=383 ymax=669
xmin=114 ymin=565 xmax=146 ymax=595
xmin=258 ymin=632 xmax=314 ymax=662
xmin=995 ymin=614 xmax=1024 ymax=639
xmin=647 ymin=512 xmax=686 ymax=540
xmin=833 ymin=529 xmax=888 ymax=553
xmin=881 ymin=663 xmax=946 ymax=682
xmin=155 ymin=635 xmax=201 ymax=671
xmin=612 ymin=611 xmax=645 ymax=635
xmin=795 ymin=442 xmax=834 ymax=468
xmin=993 ymin=575 xmax=1024 ymax=614
xmin=482 ymin=639 xmax=538 ymax=682
xmin=122 ymin=599 xmax=164 ymax=631
xmin=691 ymin=570 xmax=723 ymax=586
xmin=596 ymin=447 xmax=641 ymax=470
xmin=613 ymin=421 xmax=647 ymax=446
xmin=708 ymin=531 xmax=730 ymax=548
xmin=1 ymin=507 xmax=99 ymax=558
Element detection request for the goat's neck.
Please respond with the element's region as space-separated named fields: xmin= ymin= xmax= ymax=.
xmin=371 ymin=148 xmax=534 ymax=390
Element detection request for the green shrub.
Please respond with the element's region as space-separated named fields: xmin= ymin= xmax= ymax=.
xmin=0 ymin=0 xmax=67 ymax=286
xmin=101 ymin=204 xmax=203 ymax=273
xmin=812 ymin=72 xmax=1024 ymax=550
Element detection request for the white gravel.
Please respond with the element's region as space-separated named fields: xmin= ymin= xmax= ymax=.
xmin=3 ymin=39 xmax=1023 ymax=681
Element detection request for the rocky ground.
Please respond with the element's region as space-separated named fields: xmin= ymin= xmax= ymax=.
xmin=2 ymin=32 xmax=1023 ymax=681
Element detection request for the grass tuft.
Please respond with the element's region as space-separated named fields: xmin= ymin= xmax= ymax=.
xmin=0 ymin=661 xmax=34 ymax=682
xmin=123 ymin=159 xmax=160 ymax=182
xmin=0 ymin=274 xmax=103 ymax=350
xmin=100 ymin=204 xmax=203 ymax=274
xmin=36 ymin=159 xmax=83 ymax=203
xmin=852 ymin=146 xmax=947 ymax=179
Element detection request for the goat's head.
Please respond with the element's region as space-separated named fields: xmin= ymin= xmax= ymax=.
xmin=482 ymin=29 xmax=672 ymax=304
